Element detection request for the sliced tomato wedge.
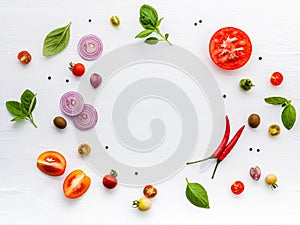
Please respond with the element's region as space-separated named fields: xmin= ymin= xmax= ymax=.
xmin=63 ymin=170 xmax=91 ymax=199
xmin=209 ymin=27 xmax=252 ymax=70
xmin=37 ymin=151 xmax=66 ymax=176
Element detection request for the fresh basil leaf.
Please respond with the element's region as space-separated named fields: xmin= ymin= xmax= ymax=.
xmin=156 ymin=17 xmax=164 ymax=27
xmin=139 ymin=4 xmax=158 ymax=29
xmin=6 ymin=101 xmax=28 ymax=117
xmin=281 ymin=104 xmax=296 ymax=130
xmin=11 ymin=117 xmax=27 ymax=122
xmin=43 ymin=22 xmax=71 ymax=56
xmin=185 ymin=178 xmax=210 ymax=209
xmin=135 ymin=29 xmax=154 ymax=38
xmin=165 ymin=33 xmax=169 ymax=40
xmin=21 ymin=89 xmax=36 ymax=112
xmin=144 ymin=37 xmax=159 ymax=45
xmin=264 ymin=97 xmax=288 ymax=105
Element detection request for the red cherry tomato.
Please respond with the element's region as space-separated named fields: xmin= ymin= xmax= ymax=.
xmin=69 ymin=62 xmax=85 ymax=76
xmin=270 ymin=72 xmax=283 ymax=86
xmin=63 ymin=170 xmax=91 ymax=199
xmin=102 ymin=170 xmax=118 ymax=189
xmin=231 ymin=181 xmax=245 ymax=195
xmin=36 ymin=151 xmax=66 ymax=176
xmin=143 ymin=184 xmax=157 ymax=199
xmin=17 ymin=50 xmax=32 ymax=64
xmin=209 ymin=27 xmax=252 ymax=70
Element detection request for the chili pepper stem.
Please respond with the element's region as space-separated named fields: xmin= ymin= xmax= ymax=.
xmin=211 ymin=159 xmax=221 ymax=179
xmin=186 ymin=155 xmax=214 ymax=165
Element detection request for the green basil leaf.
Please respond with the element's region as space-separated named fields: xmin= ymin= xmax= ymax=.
xmin=165 ymin=33 xmax=169 ymax=40
xmin=135 ymin=29 xmax=154 ymax=38
xmin=43 ymin=22 xmax=71 ymax=56
xmin=139 ymin=4 xmax=158 ymax=29
xmin=6 ymin=101 xmax=28 ymax=117
xmin=156 ymin=17 xmax=164 ymax=27
xmin=281 ymin=104 xmax=296 ymax=130
xmin=144 ymin=37 xmax=160 ymax=45
xmin=185 ymin=178 xmax=210 ymax=209
xmin=264 ymin=96 xmax=288 ymax=105
xmin=21 ymin=89 xmax=36 ymax=113
xmin=11 ymin=116 xmax=27 ymax=122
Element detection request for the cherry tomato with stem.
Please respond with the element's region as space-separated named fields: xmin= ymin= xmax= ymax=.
xmin=270 ymin=72 xmax=283 ymax=86
xmin=231 ymin=181 xmax=245 ymax=195
xmin=132 ymin=197 xmax=152 ymax=211
xmin=102 ymin=169 xmax=118 ymax=189
xmin=209 ymin=27 xmax=252 ymax=70
xmin=63 ymin=169 xmax=91 ymax=199
xmin=36 ymin=151 xmax=66 ymax=176
xmin=17 ymin=50 xmax=32 ymax=64
xmin=69 ymin=62 xmax=85 ymax=76
xmin=143 ymin=184 xmax=158 ymax=199
xmin=265 ymin=173 xmax=278 ymax=189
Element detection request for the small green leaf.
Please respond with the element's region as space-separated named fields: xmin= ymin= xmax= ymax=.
xmin=135 ymin=29 xmax=154 ymax=38
xmin=264 ymin=97 xmax=288 ymax=105
xmin=21 ymin=89 xmax=36 ymax=113
xmin=165 ymin=33 xmax=169 ymax=40
xmin=185 ymin=178 xmax=210 ymax=209
xmin=156 ymin=17 xmax=164 ymax=27
xmin=6 ymin=101 xmax=28 ymax=117
xmin=11 ymin=117 xmax=27 ymax=122
xmin=139 ymin=4 xmax=158 ymax=29
xmin=144 ymin=37 xmax=159 ymax=45
xmin=43 ymin=22 xmax=71 ymax=56
xmin=282 ymin=104 xmax=296 ymax=130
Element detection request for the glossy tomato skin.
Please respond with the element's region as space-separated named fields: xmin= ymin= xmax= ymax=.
xmin=63 ymin=170 xmax=91 ymax=199
xmin=231 ymin=181 xmax=245 ymax=195
xmin=69 ymin=62 xmax=85 ymax=76
xmin=270 ymin=72 xmax=283 ymax=86
xmin=17 ymin=51 xmax=32 ymax=64
xmin=143 ymin=185 xmax=158 ymax=199
xmin=102 ymin=174 xmax=118 ymax=189
xmin=37 ymin=151 xmax=66 ymax=176
xmin=209 ymin=27 xmax=252 ymax=70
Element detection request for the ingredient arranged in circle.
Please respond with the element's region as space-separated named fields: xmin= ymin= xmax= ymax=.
xmin=249 ymin=166 xmax=261 ymax=181
xmin=209 ymin=27 xmax=252 ymax=70
xmin=270 ymin=72 xmax=283 ymax=86
xmin=72 ymin=104 xmax=98 ymax=130
xmin=78 ymin=143 xmax=91 ymax=156
xmin=77 ymin=34 xmax=103 ymax=61
xmin=17 ymin=50 xmax=32 ymax=64
xmin=69 ymin=62 xmax=85 ymax=77
xmin=102 ymin=170 xmax=118 ymax=189
xmin=60 ymin=91 xmax=85 ymax=117
xmin=90 ymin=73 xmax=102 ymax=88
xmin=110 ymin=16 xmax=121 ymax=27
xmin=53 ymin=116 xmax=67 ymax=129
xmin=37 ymin=151 xmax=66 ymax=176
xmin=248 ymin=113 xmax=260 ymax=128
xmin=231 ymin=180 xmax=244 ymax=195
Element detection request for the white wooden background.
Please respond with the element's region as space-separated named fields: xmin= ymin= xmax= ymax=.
xmin=1 ymin=0 xmax=300 ymax=224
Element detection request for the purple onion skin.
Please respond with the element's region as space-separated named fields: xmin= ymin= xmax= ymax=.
xmin=250 ymin=166 xmax=261 ymax=181
xmin=90 ymin=73 xmax=102 ymax=88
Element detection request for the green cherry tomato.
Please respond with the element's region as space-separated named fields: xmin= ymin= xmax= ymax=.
xmin=269 ymin=124 xmax=280 ymax=137
xmin=239 ymin=78 xmax=254 ymax=91
xmin=110 ymin=16 xmax=120 ymax=27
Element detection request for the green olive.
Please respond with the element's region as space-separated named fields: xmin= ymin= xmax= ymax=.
xmin=248 ymin=113 xmax=260 ymax=128
xmin=110 ymin=16 xmax=120 ymax=27
xmin=53 ymin=116 xmax=67 ymax=129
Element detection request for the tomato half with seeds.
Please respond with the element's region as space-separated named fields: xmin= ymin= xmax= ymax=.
xmin=63 ymin=170 xmax=91 ymax=199
xmin=17 ymin=50 xmax=32 ymax=64
xmin=37 ymin=151 xmax=66 ymax=176
xmin=209 ymin=27 xmax=252 ymax=70
xmin=231 ymin=180 xmax=245 ymax=195
xmin=143 ymin=185 xmax=157 ymax=199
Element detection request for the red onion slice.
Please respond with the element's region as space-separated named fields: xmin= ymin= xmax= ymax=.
xmin=60 ymin=91 xmax=85 ymax=117
xmin=77 ymin=34 xmax=103 ymax=61
xmin=72 ymin=104 xmax=98 ymax=130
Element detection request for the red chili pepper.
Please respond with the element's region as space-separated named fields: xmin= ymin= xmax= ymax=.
xmin=186 ymin=115 xmax=230 ymax=165
xmin=211 ymin=125 xmax=245 ymax=179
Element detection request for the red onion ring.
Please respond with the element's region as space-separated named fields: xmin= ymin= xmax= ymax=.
xmin=77 ymin=34 xmax=103 ymax=61
xmin=72 ymin=104 xmax=98 ymax=130
xmin=60 ymin=91 xmax=85 ymax=117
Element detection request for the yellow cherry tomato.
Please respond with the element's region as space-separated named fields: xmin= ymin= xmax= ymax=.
xmin=132 ymin=197 xmax=152 ymax=211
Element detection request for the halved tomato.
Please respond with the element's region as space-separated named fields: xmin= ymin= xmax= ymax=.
xmin=209 ymin=27 xmax=252 ymax=70
xmin=37 ymin=151 xmax=66 ymax=176
xmin=63 ymin=170 xmax=91 ymax=199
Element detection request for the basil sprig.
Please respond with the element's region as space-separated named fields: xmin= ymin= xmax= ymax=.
xmin=6 ymin=89 xmax=37 ymax=128
xmin=185 ymin=178 xmax=210 ymax=209
xmin=135 ymin=5 xmax=172 ymax=45
xmin=43 ymin=22 xmax=71 ymax=56
xmin=264 ymin=96 xmax=296 ymax=130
